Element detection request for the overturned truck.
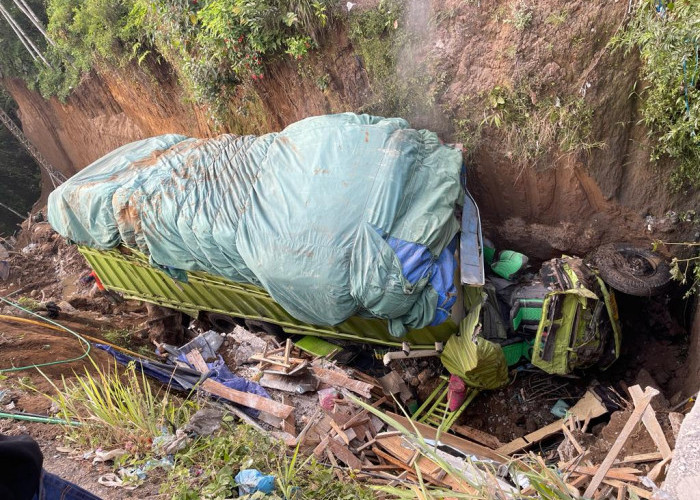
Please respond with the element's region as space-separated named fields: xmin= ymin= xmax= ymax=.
xmin=47 ymin=113 xmax=669 ymax=387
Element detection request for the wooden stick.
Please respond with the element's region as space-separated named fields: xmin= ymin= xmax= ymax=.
xmin=284 ymin=338 xmax=292 ymax=365
xmin=583 ymin=386 xmax=658 ymax=498
xmin=561 ymin=424 xmax=584 ymax=455
xmin=628 ymin=385 xmax=673 ymax=460
xmin=616 ymin=483 xmax=627 ymax=500
xmin=200 ymin=378 xmax=294 ymax=419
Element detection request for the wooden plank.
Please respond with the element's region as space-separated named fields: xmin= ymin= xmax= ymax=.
xmin=497 ymin=390 xmax=608 ymax=456
xmin=574 ymin=466 xmax=641 ymax=482
xmin=325 ymin=449 xmax=343 ymax=480
xmin=342 ymin=396 xmax=388 ymax=430
xmin=583 ymin=385 xmax=658 ymax=498
xmin=629 ymin=385 xmax=673 ymax=460
xmin=311 ymin=365 xmax=373 ymax=398
xmin=602 ymin=479 xmax=652 ymax=499
xmin=451 ymin=424 xmax=503 ymax=449
xmin=619 ymin=452 xmax=663 ymax=464
xmin=185 ymin=349 xmax=209 ymax=374
xmin=200 ymin=378 xmax=294 ymax=419
xmin=386 ymin=411 xmax=504 ymax=463
xmin=328 ymin=438 xmax=363 ymax=470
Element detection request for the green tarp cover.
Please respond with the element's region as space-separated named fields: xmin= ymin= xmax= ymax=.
xmin=48 ymin=114 xmax=462 ymax=336
xmin=440 ymin=303 xmax=509 ymax=389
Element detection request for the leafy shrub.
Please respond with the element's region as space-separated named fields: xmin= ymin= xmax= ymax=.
xmin=612 ymin=0 xmax=700 ymax=191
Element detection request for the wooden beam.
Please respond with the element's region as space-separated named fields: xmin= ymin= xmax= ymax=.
xmin=628 ymin=385 xmax=672 ymax=460
xmin=583 ymin=386 xmax=658 ymax=498
xmin=200 ymin=378 xmax=294 ymax=419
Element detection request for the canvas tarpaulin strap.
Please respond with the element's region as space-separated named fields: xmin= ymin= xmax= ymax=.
xmin=48 ymin=113 xmax=463 ymax=336
xmin=440 ymin=303 xmax=509 ymax=390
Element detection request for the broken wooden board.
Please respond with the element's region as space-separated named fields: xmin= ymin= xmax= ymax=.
xmin=386 ymin=412 xmax=504 ymax=463
xmin=497 ymin=390 xmax=607 ymax=456
xmin=185 ymin=349 xmax=210 ymax=374
xmin=311 ymin=365 xmax=373 ymax=398
xmin=200 ymin=378 xmax=294 ymax=419
xmin=451 ymin=424 xmax=503 ymax=450
xmin=583 ymin=385 xmax=658 ymax=498
xmin=327 ymin=438 xmax=363 ymax=470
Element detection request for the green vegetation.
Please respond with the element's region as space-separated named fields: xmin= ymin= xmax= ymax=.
xmin=545 ymin=10 xmax=568 ymax=27
xmin=612 ymin=0 xmax=700 ymax=190
xmin=506 ymin=1 xmax=533 ymax=31
xmin=43 ymin=360 xmax=196 ymax=454
xmin=654 ymin=239 xmax=700 ymax=298
xmin=480 ymin=85 xmax=605 ymax=167
xmin=347 ymin=1 xmax=444 ymax=122
xmin=0 ymin=0 xmax=333 ymax=120
xmin=15 ymin=296 xmax=42 ymax=311
xmin=102 ymin=327 xmax=134 ymax=347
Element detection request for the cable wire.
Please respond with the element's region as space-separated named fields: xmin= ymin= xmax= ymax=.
xmin=0 ymin=296 xmax=91 ymax=373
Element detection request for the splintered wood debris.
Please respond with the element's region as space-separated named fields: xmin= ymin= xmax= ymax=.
xmin=183 ymin=334 xmax=685 ymax=498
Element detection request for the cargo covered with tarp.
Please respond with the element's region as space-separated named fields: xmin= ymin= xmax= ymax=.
xmin=48 ymin=113 xmax=463 ymax=336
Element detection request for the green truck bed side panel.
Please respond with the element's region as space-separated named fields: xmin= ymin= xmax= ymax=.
xmin=80 ymin=246 xmax=457 ymax=349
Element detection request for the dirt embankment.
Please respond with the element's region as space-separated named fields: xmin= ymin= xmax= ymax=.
xmin=3 ymin=0 xmax=699 ymax=258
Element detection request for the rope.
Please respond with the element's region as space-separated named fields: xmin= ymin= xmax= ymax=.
xmin=0 ymin=297 xmax=91 ymax=373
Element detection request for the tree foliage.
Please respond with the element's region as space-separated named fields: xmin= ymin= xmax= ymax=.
xmin=613 ymin=0 xmax=700 ymax=191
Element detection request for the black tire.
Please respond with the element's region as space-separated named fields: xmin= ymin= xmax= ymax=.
xmin=204 ymin=312 xmax=242 ymax=333
xmin=588 ymin=243 xmax=671 ymax=296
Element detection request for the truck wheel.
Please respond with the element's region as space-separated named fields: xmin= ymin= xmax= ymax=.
xmin=205 ymin=312 xmax=242 ymax=333
xmin=589 ymin=243 xmax=671 ymax=296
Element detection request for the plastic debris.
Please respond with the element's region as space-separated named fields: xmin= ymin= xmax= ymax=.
xmin=550 ymin=399 xmax=570 ymax=418
xmin=234 ymin=469 xmax=275 ymax=496
xmin=92 ymin=448 xmax=127 ymax=464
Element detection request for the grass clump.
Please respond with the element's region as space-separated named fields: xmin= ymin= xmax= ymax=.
xmin=481 ymin=85 xmax=605 ymax=168
xmin=611 ymin=0 xmax=700 ymax=191
xmin=43 ymin=359 xmax=197 ymax=456
xmin=506 ymin=1 xmax=533 ymax=31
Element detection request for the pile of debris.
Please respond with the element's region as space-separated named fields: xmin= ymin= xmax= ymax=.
xmin=135 ymin=327 xmax=688 ymax=498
